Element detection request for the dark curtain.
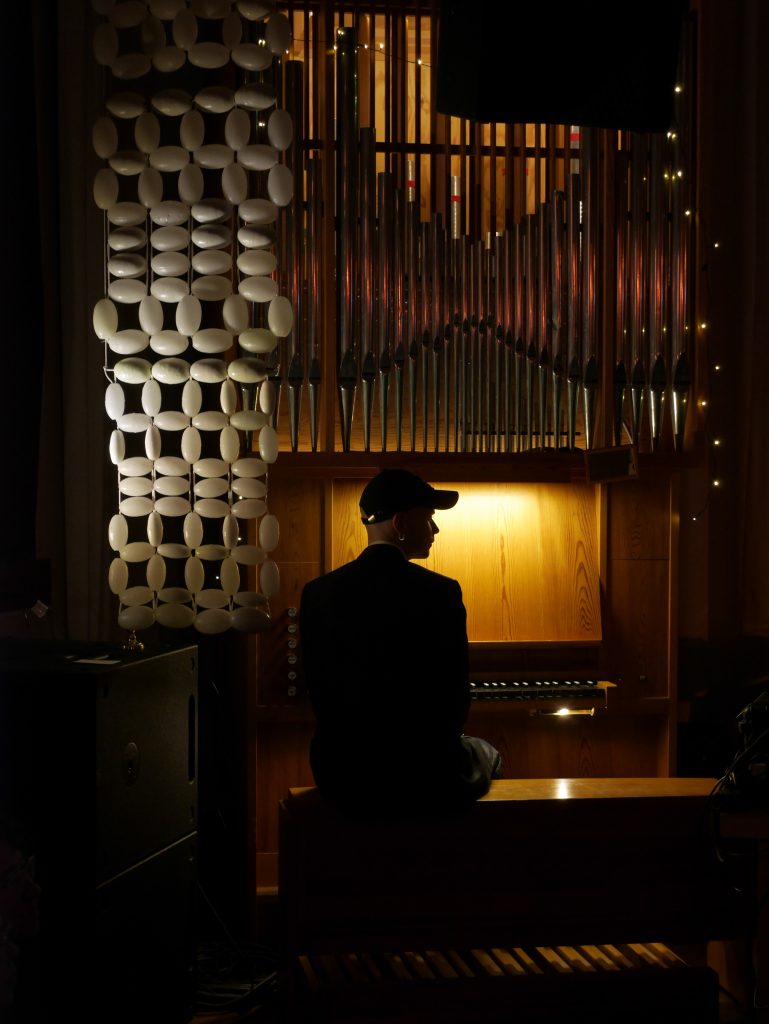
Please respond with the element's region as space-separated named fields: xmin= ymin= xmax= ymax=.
xmin=0 ymin=2 xmax=113 ymax=641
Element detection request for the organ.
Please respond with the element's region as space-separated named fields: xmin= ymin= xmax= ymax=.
xmin=247 ymin=2 xmax=701 ymax=902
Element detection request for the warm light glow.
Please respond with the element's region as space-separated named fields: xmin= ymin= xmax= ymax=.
xmin=336 ymin=481 xmax=601 ymax=645
xmin=714 ymin=364 xmax=721 ymax=371
xmin=556 ymin=779 xmax=571 ymax=799
xmin=555 ymin=707 xmax=571 ymax=716
xmin=675 ymin=84 xmax=683 ymax=93
xmin=714 ymin=241 xmax=720 ymax=247
xmin=713 ymin=439 xmax=721 ymax=446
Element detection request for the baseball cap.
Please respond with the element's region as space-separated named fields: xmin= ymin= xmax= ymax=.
xmin=359 ymin=470 xmax=459 ymax=524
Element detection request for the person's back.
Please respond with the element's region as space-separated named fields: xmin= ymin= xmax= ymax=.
xmin=299 ymin=470 xmax=500 ymax=815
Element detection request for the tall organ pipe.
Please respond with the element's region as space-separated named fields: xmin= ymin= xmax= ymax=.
xmin=336 ymin=27 xmax=358 ymax=450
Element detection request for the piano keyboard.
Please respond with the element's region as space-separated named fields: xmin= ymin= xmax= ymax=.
xmin=469 ymin=679 xmax=610 ymax=702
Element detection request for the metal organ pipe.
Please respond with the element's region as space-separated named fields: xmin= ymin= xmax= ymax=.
xmin=295 ymin=48 xmax=691 ymax=457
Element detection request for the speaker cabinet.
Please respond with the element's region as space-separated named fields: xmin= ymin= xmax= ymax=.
xmin=0 ymin=639 xmax=198 ymax=1023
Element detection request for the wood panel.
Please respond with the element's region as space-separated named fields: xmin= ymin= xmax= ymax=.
xmin=604 ymin=558 xmax=671 ymax=700
xmin=602 ymin=477 xmax=675 ymax=705
xmin=255 ymin=720 xmax=314 ymax=890
xmin=609 ymin=477 xmax=672 ymax=559
xmin=331 ymin=479 xmax=601 ymax=643
xmin=466 ymin=709 xmax=669 ymax=780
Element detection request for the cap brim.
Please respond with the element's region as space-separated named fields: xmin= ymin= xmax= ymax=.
xmin=431 ymin=488 xmax=459 ymax=510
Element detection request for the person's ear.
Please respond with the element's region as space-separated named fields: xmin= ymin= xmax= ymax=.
xmin=391 ymin=512 xmax=406 ymax=542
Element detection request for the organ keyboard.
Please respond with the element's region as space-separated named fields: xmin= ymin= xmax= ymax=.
xmin=469 ymin=678 xmax=615 ymax=707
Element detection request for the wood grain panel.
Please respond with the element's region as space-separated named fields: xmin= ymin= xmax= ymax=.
xmin=466 ymin=710 xmax=668 ymax=779
xmin=604 ymin=558 xmax=671 ymax=699
xmin=256 ymin=720 xmax=314 ymax=854
xmin=331 ymin=480 xmax=600 ymax=644
xmin=268 ymin=477 xmax=324 ymax=562
xmin=608 ymin=478 xmax=672 ymax=560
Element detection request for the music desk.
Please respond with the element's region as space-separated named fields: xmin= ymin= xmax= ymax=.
xmin=279 ymin=777 xmax=766 ymax=1022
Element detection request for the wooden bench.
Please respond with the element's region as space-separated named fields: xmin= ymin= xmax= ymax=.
xmin=278 ymin=778 xmax=750 ymax=1023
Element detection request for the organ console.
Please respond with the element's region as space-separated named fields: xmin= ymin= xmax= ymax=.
xmin=247 ymin=3 xmax=700 ymax=916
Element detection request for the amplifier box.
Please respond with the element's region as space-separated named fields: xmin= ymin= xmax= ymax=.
xmin=0 ymin=638 xmax=197 ymax=885
xmin=0 ymin=639 xmax=198 ymax=1023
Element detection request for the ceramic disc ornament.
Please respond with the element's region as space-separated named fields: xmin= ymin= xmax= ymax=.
xmin=95 ymin=4 xmax=290 ymax=635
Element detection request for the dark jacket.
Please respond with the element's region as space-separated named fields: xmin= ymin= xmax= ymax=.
xmin=299 ymin=543 xmax=472 ymax=810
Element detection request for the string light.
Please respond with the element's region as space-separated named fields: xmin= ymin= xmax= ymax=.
xmin=688 ymin=226 xmax=725 ymax=524
xmin=299 ymin=32 xmax=433 ymax=69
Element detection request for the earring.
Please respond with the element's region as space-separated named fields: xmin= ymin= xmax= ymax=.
xmin=398 ymin=534 xmax=405 ymax=542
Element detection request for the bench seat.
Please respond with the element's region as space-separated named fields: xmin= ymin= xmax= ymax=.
xmin=278 ymin=779 xmax=746 ymax=1022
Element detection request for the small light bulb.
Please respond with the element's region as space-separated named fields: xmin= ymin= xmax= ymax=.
xmin=700 ymin=322 xmax=707 ymax=330
xmin=700 ymin=399 xmax=708 ymax=407
xmin=692 ymin=516 xmax=697 ymax=522
xmin=685 ymin=209 xmax=691 ymax=216
xmin=379 ymin=42 xmax=384 ymax=49
xmin=714 ymin=439 xmax=721 ymax=446
xmin=714 ymin=241 xmax=720 ymax=248
xmin=417 ymin=58 xmax=422 ymax=65
xmin=714 ymin=364 xmax=721 ymax=371
xmin=677 ymin=170 xmax=684 ymax=178
xmin=675 ymin=84 xmax=683 ymax=93
xmin=713 ymin=479 xmax=721 ymax=487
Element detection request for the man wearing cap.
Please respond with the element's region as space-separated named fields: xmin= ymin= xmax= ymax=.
xmin=299 ymin=469 xmax=501 ymax=815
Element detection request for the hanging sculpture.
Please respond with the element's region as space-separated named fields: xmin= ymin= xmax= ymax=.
xmin=91 ymin=0 xmax=293 ymax=635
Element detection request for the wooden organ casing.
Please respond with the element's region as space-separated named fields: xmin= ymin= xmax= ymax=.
xmin=246 ymin=3 xmax=697 ymax=897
